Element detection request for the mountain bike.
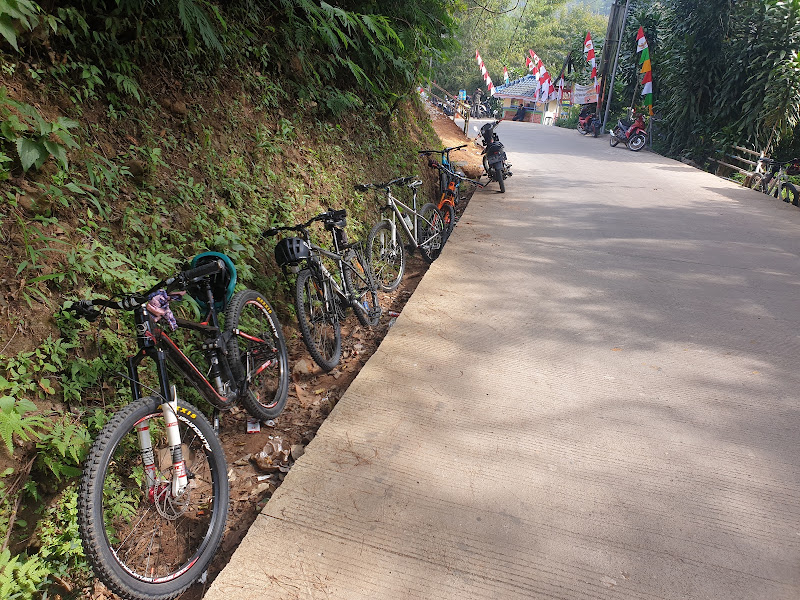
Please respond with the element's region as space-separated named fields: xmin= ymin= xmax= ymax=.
xmin=265 ymin=209 xmax=381 ymax=372
xmin=63 ymin=254 xmax=289 ymax=600
xmin=359 ymin=177 xmax=445 ymax=292
xmin=420 ymin=144 xmax=467 ymax=197
xmin=749 ymin=157 xmax=800 ymax=205
xmin=425 ymin=158 xmax=485 ymax=242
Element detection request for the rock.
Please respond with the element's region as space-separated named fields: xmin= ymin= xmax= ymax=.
xmin=171 ymin=100 xmax=188 ymax=116
xmin=290 ymin=444 xmax=305 ymax=460
xmin=292 ymin=358 xmax=314 ymax=376
xmin=233 ymin=454 xmax=251 ymax=466
xmin=124 ymin=159 xmax=146 ymax=181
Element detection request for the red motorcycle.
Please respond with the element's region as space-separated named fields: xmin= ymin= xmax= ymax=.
xmin=577 ymin=106 xmax=601 ymax=137
xmin=609 ymin=113 xmax=647 ymax=151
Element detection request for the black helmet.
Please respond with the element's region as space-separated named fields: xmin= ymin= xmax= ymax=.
xmin=275 ymin=237 xmax=310 ymax=267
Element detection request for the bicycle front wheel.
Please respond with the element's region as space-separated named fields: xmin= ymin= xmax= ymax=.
xmin=366 ymin=220 xmax=405 ymax=292
xmin=343 ymin=248 xmax=381 ymax=328
xmin=78 ymin=397 xmax=228 ymax=600
xmin=295 ymin=268 xmax=342 ymax=371
xmin=225 ymin=289 xmax=289 ymax=421
xmin=418 ymin=203 xmax=444 ymax=263
xmin=778 ymin=182 xmax=799 ymax=205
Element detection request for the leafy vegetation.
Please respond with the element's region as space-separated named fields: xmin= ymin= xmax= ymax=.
xmin=0 ymin=1 xmax=451 ymax=596
xmin=601 ymin=0 xmax=800 ymax=158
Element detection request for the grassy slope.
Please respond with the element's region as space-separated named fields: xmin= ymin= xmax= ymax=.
xmin=0 ymin=56 xmax=441 ymax=594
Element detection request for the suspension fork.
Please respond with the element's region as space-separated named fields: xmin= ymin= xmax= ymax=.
xmin=129 ymin=312 xmax=190 ymax=500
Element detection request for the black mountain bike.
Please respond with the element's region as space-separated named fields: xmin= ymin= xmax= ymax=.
xmin=265 ymin=209 xmax=381 ymax=372
xmin=64 ymin=255 xmax=289 ymax=600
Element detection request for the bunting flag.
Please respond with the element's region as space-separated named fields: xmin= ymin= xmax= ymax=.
xmin=475 ymin=50 xmax=495 ymax=96
xmin=636 ymin=27 xmax=653 ymax=116
xmin=584 ymin=31 xmax=598 ymax=94
xmin=528 ymin=50 xmax=556 ymax=103
xmin=503 ymin=66 xmax=509 ymax=84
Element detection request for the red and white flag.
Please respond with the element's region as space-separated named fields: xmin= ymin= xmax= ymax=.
xmin=503 ymin=66 xmax=509 ymax=84
xmin=529 ymin=50 xmax=556 ymax=102
xmin=584 ymin=31 xmax=598 ymax=94
xmin=475 ymin=50 xmax=495 ymax=96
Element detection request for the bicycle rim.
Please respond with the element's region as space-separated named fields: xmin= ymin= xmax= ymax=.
xmin=296 ymin=269 xmax=341 ymax=371
xmin=344 ymin=249 xmax=381 ymax=327
xmin=78 ymin=397 xmax=227 ymax=600
xmin=225 ymin=290 xmax=289 ymax=421
xmin=367 ymin=220 xmax=404 ymax=292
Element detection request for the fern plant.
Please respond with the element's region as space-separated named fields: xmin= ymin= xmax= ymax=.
xmin=0 ymin=87 xmax=80 ymax=172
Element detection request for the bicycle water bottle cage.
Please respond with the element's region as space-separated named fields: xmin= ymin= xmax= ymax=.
xmin=188 ymin=252 xmax=237 ymax=313
xmin=275 ymin=237 xmax=310 ymax=267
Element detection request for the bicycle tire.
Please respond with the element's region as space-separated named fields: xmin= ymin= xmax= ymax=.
xmin=418 ymin=203 xmax=444 ymax=263
xmin=295 ymin=268 xmax=341 ymax=371
xmin=343 ymin=248 xmax=381 ymax=328
xmin=749 ymin=173 xmax=765 ymax=192
xmin=366 ymin=220 xmax=405 ymax=292
xmin=439 ymin=203 xmax=456 ymax=247
xmin=779 ymin=182 xmax=799 ymax=205
xmin=225 ymin=289 xmax=289 ymax=421
xmin=78 ymin=397 xmax=228 ymax=600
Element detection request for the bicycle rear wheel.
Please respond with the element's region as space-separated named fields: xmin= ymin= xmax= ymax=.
xmin=343 ymin=248 xmax=381 ymax=327
xmin=366 ymin=220 xmax=405 ymax=292
xmin=295 ymin=268 xmax=342 ymax=371
xmin=418 ymin=203 xmax=444 ymax=263
xmin=78 ymin=397 xmax=228 ymax=600
xmin=225 ymin=289 xmax=289 ymax=421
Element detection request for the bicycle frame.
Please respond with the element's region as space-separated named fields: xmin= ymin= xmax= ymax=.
xmin=379 ymin=183 xmax=441 ymax=250
xmin=298 ymin=228 xmax=374 ymax=322
xmin=125 ymin=293 xmax=276 ymax=499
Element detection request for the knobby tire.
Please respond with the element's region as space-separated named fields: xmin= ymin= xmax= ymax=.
xmin=78 ymin=397 xmax=228 ymax=600
xmin=343 ymin=248 xmax=381 ymax=328
xmin=418 ymin=203 xmax=444 ymax=263
xmin=295 ymin=268 xmax=341 ymax=371
xmin=225 ymin=289 xmax=289 ymax=421
xmin=366 ymin=220 xmax=405 ymax=292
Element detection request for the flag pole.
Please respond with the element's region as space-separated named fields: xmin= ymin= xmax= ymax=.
xmin=601 ymin=0 xmax=631 ymax=132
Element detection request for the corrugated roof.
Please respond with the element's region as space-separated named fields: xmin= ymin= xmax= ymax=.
xmin=494 ymin=74 xmax=540 ymax=99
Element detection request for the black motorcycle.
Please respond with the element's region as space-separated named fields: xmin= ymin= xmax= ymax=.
xmin=474 ymin=120 xmax=512 ymax=193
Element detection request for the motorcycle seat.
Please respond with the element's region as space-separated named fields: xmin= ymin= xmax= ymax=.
xmin=620 ymin=119 xmax=633 ymax=128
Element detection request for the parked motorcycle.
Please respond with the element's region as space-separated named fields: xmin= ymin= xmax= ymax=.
xmin=609 ymin=113 xmax=647 ymax=151
xmin=474 ymin=120 xmax=512 ymax=193
xmin=577 ymin=106 xmax=601 ymax=137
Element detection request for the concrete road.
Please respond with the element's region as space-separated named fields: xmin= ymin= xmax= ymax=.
xmin=205 ymin=123 xmax=800 ymax=599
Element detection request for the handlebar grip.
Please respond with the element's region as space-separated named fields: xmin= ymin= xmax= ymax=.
xmin=354 ymin=184 xmax=369 ymax=191
xmin=66 ymin=300 xmax=103 ymax=321
xmin=182 ymin=258 xmax=224 ymax=283
xmin=263 ymin=228 xmax=279 ymax=237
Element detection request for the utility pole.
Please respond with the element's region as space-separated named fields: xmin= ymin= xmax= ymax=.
xmin=602 ymin=0 xmax=631 ymax=132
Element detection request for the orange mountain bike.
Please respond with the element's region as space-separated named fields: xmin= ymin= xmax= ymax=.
xmin=424 ymin=158 xmax=484 ymax=243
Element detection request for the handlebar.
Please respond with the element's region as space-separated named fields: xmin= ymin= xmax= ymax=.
xmin=419 ymin=144 xmax=467 ymax=156
xmin=65 ymin=259 xmax=225 ymax=321
xmin=263 ymin=209 xmax=348 ymax=237
xmin=426 ymin=160 xmax=485 ymax=187
xmin=757 ymin=156 xmax=799 ymax=166
xmin=354 ymin=176 xmax=417 ymax=191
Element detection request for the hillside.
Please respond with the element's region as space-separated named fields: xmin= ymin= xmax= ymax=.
xmin=0 ymin=2 xmax=461 ymax=598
